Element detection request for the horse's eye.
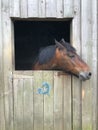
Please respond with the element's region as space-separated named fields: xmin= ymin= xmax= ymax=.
xmin=68 ymin=53 xmax=75 ymax=58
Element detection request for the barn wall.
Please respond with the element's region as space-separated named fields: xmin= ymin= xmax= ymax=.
xmin=0 ymin=0 xmax=98 ymax=130
xmin=9 ymin=0 xmax=74 ymax=18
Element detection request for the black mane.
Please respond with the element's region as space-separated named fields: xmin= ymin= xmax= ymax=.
xmin=33 ymin=39 xmax=76 ymax=65
xmin=60 ymin=38 xmax=76 ymax=52
xmin=35 ymin=45 xmax=56 ymax=65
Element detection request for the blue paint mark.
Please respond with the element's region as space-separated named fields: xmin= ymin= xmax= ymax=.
xmin=37 ymin=82 xmax=51 ymax=95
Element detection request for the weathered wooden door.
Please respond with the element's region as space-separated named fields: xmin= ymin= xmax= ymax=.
xmin=10 ymin=71 xmax=72 ymax=130
xmin=3 ymin=69 xmax=97 ymax=130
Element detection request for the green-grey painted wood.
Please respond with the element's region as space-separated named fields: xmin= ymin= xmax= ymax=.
xmin=56 ymin=0 xmax=64 ymax=18
xmin=7 ymin=75 xmax=14 ymax=130
xmin=13 ymin=79 xmax=24 ymax=130
xmin=81 ymin=0 xmax=93 ymax=130
xmin=23 ymin=78 xmax=34 ymax=130
xmin=45 ymin=0 xmax=56 ymax=17
xmin=43 ymin=71 xmax=54 ymax=130
xmin=54 ymin=72 xmax=64 ymax=130
xmin=71 ymin=0 xmax=82 ymax=129
xmin=64 ymin=0 xmax=74 ymax=17
xmin=28 ymin=0 xmax=38 ymax=17
xmin=91 ymin=0 xmax=98 ymax=130
xmin=33 ymin=71 xmax=44 ymax=130
xmin=63 ymin=75 xmax=72 ymax=130
xmin=38 ymin=0 xmax=45 ymax=17
xmin=0 ymin=0 xmax=5 ymax=129
xmin=9 ymin=0 xmax=74 ymax=18
xmin=20 ymin=0 xmax=28 ymax=18
xmin=1 ymin=0 xmax=13 ymax=129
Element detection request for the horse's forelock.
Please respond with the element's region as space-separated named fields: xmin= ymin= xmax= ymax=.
xmin=59 ymin=38 xmax=76 ymax=52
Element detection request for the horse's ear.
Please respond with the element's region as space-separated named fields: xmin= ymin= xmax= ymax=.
xmin=55 ymin=39 xmax=65 ymax=50
xmin=61 ymin=38 xmax=66 ymax=43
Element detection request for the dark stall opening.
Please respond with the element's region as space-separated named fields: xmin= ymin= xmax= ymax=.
xmin=14 ymin=20 xmax=71 ymax=70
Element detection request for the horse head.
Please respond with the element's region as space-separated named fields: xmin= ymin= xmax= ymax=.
xmin=33 ymin=39 xmax=91 ymax=81
xmin=55 ymin=39 xmax=91 ymax=81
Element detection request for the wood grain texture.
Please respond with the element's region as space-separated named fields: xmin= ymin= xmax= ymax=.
xmin=71 ymin=0 xmax=82 ymax=129
xmin=23 ymin=78 xmax=34 ymax=130
xmin=0 ymin=0 xmax=2 ymax=74
xmin=9 ymin=0 xmax=74 ymax=18
xmin=56 ymin=0 xmax=64 ymax=18
xmin=20 ymin=0 xmax=28 ymax=18
xmin=28 ymin=0 xmax=38 ymax=17
xmin=43 ymin=71 xmax=54 ymax=130
xmin=13 ymin=79 xmax=24 ymax=130
xmin=91 ymin=0 xmax=98 ymax=130
xmin=45 ymin=0 xmax=56 ymax=17
xmin=38 ymin=0 xmax=46 ymax=17
xmin=0 ymin=1 xmax=5 ymax=129
xmin=1 ymin=0 xmax=13 ymax=129
xmin=64 ymin=0 xmax=74 ymax=17
xmin=33 ymin=71 xmax=44 ymax=130
xmin=81 ymin=0 xmax=93 ymax=130
xmin=10 ymin=0 xmax=20 ymax=17
xmin=8 ymin=74 xmax=14 ymax=130
xmin=54 ymin=72 xmax=64 ymax=130
xmin=63 ymin=75 xmax=72 ymax=130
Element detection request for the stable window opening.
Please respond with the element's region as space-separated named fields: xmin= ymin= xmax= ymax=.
xmin=14 ymin=20 xmax=71 ymax=70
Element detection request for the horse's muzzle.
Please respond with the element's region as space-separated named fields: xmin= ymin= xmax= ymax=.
xmin=79 ymin=72 xmax=92 ymax=81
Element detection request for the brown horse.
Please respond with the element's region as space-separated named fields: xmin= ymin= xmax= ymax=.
xmin=33 ymin=39 xmax=91 ymax=81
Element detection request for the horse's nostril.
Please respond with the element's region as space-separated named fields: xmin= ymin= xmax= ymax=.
xmin=88 ymin=72 xmax=92 ymax=76
xmin=79 ymin=72 xmax=91 ymax=81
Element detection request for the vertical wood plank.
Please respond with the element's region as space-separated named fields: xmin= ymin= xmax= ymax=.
xmin=72 ymin=77 xmax=82 ymax=130
xmin=33 ymin=71 xmax=44 ymax=130
xmin=45 ymin=0 xmax=56 ymax=17
xmin=71 ymin=0 xmax=82 ymax=130
xmin=82 ymin=81 xmax=92 ymax=130
xmin=14 ymin=0 xmax=20 ymax=17
xmin=28 ymin=0 xmax=38 ymax=17
xmin=54 ymin=72 xmax=63 ymax=130
xmin=11 ymin=21 xmax=15 ymax=70
xmin=0 ymin=94 xmax=5 ymax=130
xmin=38 ymin=0 xmax=45 ymax=17
xmin=13 ymin=79 xmax=24 ymax=130
xmin=56 ymin=0 xmax=64 ymax=18
xmin=81 ymin=0 xmax=93 ymax=130
xmin=23 ymin=77 xmax=34 ymax=130
xmin=9 ymin=0 xmax=14 ymax=17
xmin=0 ymin=0 xmax=2 ymax=74
xmin=91 ymin=0 xmax=98 ymax=130
xmin=0 ymin=0 xmax=5 ymax=129
xmin=63 ymin=75 xmax=72 ymax=130
xmin=43 ymin=71 xmax=54 ymax=130
xmin=64 ymin=0 xmax=74 ymax=17
xmin=71 ymin=0 xmax=81 ymax=53
xmin=13 ymin=78 xmax=18 ymax=130
xmin=2 ymin=0 xmax=12 ymax=75
xmin=2 ymin=0 xmax=13 ymax=129
xmin=8 ymin=73 xmax=14 ymax=130
xmin=20 ymin=0 xmax=28 ymax=18
xmin=10 ymin=0 xmax=20 ymax=17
